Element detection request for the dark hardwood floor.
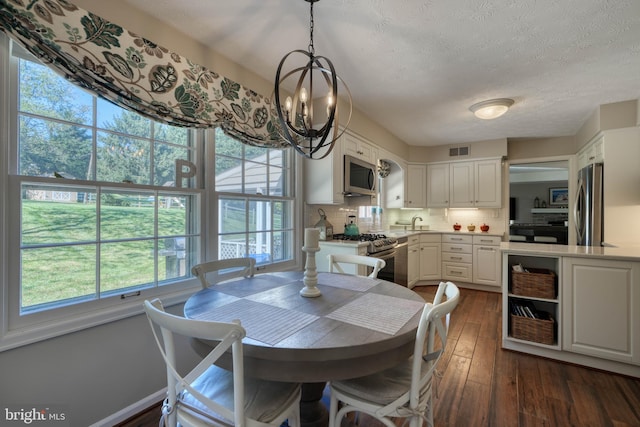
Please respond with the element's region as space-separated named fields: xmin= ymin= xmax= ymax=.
xmin=119 ymin=286 xmax=640 ymax=427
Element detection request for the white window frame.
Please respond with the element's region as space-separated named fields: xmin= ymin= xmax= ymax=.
xmin=0 ymin=34 xmax=207 ymax=351
xmin=210 ymin=128 xmax=300 ymax=274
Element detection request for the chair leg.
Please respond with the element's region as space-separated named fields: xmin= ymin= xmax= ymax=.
xmin=329 ymin=392 xmax=337 ymax=427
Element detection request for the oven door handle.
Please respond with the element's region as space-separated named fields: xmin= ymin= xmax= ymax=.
xmin=369 ymin=248 xmax=397 ymax=260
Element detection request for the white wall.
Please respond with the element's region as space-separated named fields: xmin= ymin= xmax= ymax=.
xmin=602 ymin=127 xmax=640 ymax=245
xmin=0 ymin=303 xmax=201 ymax=426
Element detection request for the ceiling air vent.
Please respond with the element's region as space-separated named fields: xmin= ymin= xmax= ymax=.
xmin=449 ymin=146 xmax=470 ymax=157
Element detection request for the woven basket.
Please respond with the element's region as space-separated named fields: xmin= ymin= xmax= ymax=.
xmin=510 ymin=313 xmax=555 ymax=345
xmin=512 ymin=268 xmax=556 ymax=299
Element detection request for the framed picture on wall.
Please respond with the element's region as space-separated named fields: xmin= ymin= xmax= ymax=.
xmin=549 ymin=187 xmax=569 ymax=206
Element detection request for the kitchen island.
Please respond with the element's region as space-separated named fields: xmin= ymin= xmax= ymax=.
xmin=501 ymin=242 xmax=640 ymax=378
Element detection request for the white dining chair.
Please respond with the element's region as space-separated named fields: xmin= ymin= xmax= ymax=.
xmin=144 ymin=298 xmax=301 ymax=427
xmin=191 ymin=257 xmax=256 ymax=289
xmin=329 ymin=281 xmax=460 ymax=427
xmin=328 ymin=254 xmax=386 ymax=278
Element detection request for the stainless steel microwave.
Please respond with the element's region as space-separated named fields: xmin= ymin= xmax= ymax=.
xmin=344 ymin=155 xmax=377 ymax=197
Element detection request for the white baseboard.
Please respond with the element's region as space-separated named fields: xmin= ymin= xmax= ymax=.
xmin=89 ymin=388 xmax=166 ymax=427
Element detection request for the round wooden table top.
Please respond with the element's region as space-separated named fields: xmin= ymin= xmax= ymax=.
xmin=183 ymin=271 xmax=426 ymax=382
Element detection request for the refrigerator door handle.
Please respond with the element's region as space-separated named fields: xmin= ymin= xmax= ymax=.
xmin=574 ymin=175 xmax=586 ymax=244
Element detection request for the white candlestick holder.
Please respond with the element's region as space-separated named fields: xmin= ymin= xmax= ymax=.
xmin=300 ymin=246 xmax=321 ymax=297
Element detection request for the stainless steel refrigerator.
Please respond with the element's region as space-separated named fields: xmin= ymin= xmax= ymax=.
xmin=574 ymin=163 xmax=604 ymax=246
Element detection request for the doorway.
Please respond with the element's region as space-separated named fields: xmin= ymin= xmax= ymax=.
xmin=509 ymin=160 xmax=569 ymax=243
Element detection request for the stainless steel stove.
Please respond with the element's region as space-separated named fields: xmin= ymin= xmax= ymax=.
xmin=332 ymin=233 xmax=398 ymax=254
xmin=328 ymin=233 xmax=406 ymax=286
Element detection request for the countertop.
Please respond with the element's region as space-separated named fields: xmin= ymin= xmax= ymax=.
xmin=501 ymin=241 xmax=640 ymax=262
xmin=317 ymin=229 xmax=504 ymax=247
xmin=319 ymin=232 xmax=640 ymax=262
xmin=385 ymin=229 xmax=504 ymax=238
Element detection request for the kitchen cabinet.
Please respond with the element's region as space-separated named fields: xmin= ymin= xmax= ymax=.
xmin=383 ymin=159 xmax=407 ymax=209
xmin=577 ymin=134 xmax=604 ymax=170
xmin=441 ymin=233 xmax=473 ymax=282
xmin=305 ymin=130 xmax=380 ymax=205
xmin=419 ymin=234 xmax=441 ymax=282
xmin=503 ymin=253 xmax=561 ymax=349
xmin=426 ymin=163 xmax=449 ymax=208
xmin=562 ymin=257 xmax=640 ymax=364
xmin=343 ymin=131 xmax=377 ymax=164
xmin=304 ymin=144 xmax=344 ymax=205
xmin=405 ymin=164 xmax=427 ymax=208
xmin=407 ymin=234 xmax=420 ymax=288
xmin=449 ymin=162 xmax=475 ymax=208
xmin=474 ymin=159 xmax=502 ymax=207
xmin=472 ymin=235 xmax=501 ymax=287
xmin=427 ymin=158 xmax=502 ymax=208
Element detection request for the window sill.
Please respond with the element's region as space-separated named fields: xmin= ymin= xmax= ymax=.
xmin=0 ymin=283 xmax=200 ymax=353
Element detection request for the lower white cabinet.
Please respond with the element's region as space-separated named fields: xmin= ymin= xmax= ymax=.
xmin=442 ymin=234 xmax=473 ymax=282
xmin=472 ymin=235 xmax=501 ymax=287
xmin=419 ymin=234 xmax=441 ymax=281
xmin=562 ymin=257 xmax=640 ymax=364
xmin=407 ymin=239 xmax=420 ymax=288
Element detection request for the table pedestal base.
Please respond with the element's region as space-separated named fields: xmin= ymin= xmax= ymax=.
xmin=300 ymin=382 xmax=329 ymax=427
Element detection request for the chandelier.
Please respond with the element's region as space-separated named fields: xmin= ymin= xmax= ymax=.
xmin=273 ymin=0 xmax=352 ymax=159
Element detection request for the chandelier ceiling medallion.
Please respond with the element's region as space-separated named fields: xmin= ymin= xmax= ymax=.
xmin=273 ymin=0 xmax=352 ymax=159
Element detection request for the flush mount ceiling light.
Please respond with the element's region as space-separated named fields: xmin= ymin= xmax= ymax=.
xmin=273 ymin=0 xmax=352 ymax=160
xmin=469 ymin=98 xmax=514 ymax=120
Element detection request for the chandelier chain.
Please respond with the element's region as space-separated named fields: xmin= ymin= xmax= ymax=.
xmin=308 ymin=0 xmax=315 ymax=55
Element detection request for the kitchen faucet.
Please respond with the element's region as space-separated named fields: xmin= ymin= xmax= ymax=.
xmin=411 ymin=215 xmax=423 ymax=231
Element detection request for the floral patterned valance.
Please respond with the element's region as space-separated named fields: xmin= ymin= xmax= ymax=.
xmin=0 ymin=0 xmax=288 ymax=148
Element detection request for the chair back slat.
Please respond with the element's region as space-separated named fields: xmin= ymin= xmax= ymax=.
xmin=192 ymin=257 xmax=256 ymax=289
xmin=328 ymin=254 xmax=386 ymax=279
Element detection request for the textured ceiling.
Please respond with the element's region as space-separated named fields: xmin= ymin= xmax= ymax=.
xmin=122 ymin=0 xmax=640 ymax=147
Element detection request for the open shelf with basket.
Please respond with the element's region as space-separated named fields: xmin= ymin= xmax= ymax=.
xmin=503 ymin=253 xmax=560 ymax=349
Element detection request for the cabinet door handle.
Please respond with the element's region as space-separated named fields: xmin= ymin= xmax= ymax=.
xmin=451 ymin=256 xmax=463 ymax=260
xmin=451 ymin=246 xmax=463 ymax=250
xmin=451 ymin=237 xmax=463 ymax=241
xmin=479 ymin=247 xmax=495 ymax=251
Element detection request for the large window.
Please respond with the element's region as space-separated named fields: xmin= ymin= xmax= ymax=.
xmin=214 ymin=128 xmax=295 ymax=267
xmin=4 ymin=41 xmax=201 ymax=333
xmin=1 ymin=36 xmax=299 ymax=348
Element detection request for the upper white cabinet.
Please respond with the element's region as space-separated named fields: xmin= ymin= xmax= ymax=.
xmin=405 ymin=164 xmax=427 ymax=208
xmin=426 ymin=163 xmax=450 ymax=208
xmin=449 ymin=161 xmax=475 ymax=208
xmin=304 ymin=143 xmax=344 ymax=205
xmin=305 ymin=130 xmax=380 ymax=205
xmin=577 ymin=135 xmax=604 ymax=170
xmin=474 ymin=159 xmax=502 ymax=208
xmin=383 ymin=162 xmax=426 ymax=209
xmin=343 ymin=131 xmax=377 ymax=164
xmin=427 ymin=158 xmax=502 ymax=208
xmin=382 ymin=159 xmax=406 ymax=209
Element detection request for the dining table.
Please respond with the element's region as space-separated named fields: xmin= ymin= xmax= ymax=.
xmin=183 ymin=270 xmax=426 ymax=427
